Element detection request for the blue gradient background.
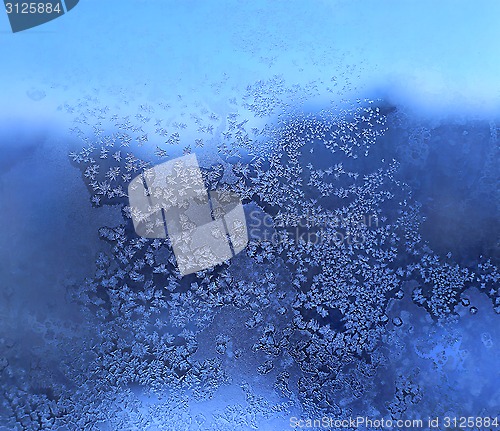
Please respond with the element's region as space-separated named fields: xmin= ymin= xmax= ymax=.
xmin=0 ymin=1 xmax=499 ymax=430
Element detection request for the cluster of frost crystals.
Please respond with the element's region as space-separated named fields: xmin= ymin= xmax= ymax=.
xmin=6 ymin=87 xmax=497 ymax=428
xmin=222 ymin=103 xmax=496 ymax=419
xmin=410 ymin=254 xmax=475 ymax=320
xmin=476 ymin=258 xmax=500 ymax=314
xmin=241 ymin=75 xmax=320 ymax=118
xmin=385 ymin=370 xmax=423 ymax=420
xmin=59 ymin=115 xmax=298 ymax=428
xmin=60 ymin=97 xmax=498 ymax=426
xmin=222 ymin=102 xmax=429 ymax=414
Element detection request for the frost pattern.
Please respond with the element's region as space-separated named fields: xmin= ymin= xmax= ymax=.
xmin=1 ymin=94 xmax=498 ymax=430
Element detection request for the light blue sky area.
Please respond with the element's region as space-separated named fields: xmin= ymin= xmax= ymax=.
xmin=1 ymin=0 xmax=500 ymax=124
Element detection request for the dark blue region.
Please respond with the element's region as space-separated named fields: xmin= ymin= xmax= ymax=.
xmin=64 ymin=0 xmax=77 ymax=11
xmin=3 ymin=0 xmax=78 ymax=32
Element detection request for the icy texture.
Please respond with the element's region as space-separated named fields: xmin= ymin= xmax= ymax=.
xmin=1 ymin=89 xmax=498 ymax=430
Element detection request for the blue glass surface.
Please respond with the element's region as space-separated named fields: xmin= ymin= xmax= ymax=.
xmin=0 ymin=1 xmax=499 ymax=430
